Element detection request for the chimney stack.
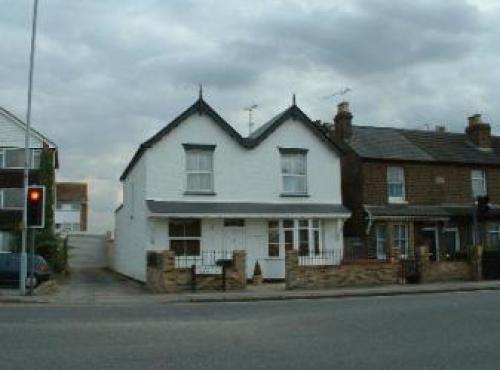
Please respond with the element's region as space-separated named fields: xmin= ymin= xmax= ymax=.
xmin=333 ymin=101 xmax=353 ymax=141
xmin=466 ymin=114 xmax=491 ymax=149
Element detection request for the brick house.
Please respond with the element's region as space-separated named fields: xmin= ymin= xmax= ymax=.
xmin=55 ymin=182 xmax=88 ymax=233
xmin=327 ymin=102 xmax=500 ymax=261
xmin=0 ymin=107 xmax=58 ymax=250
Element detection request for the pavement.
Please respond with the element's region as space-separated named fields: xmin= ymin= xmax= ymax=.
xmin=2 ymin=268 xmax=500 ymax=305
xmin=1 ymin=290 xmax=500 ymax=369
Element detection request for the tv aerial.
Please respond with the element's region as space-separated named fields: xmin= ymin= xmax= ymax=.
xmin=244 ymin=104 xmax=258 ymax=135
xmin=323 ymin=88 xmax=352 ymax=100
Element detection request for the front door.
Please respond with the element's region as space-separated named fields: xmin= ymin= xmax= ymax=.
xmin=421 ymin=227 xmax=439 ymax=261
xmin=223 ymin=227 xmax=245 ymax=251
xmin=442 ymin=228 xmax=460 ymax=256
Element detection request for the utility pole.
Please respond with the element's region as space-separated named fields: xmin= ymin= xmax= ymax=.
xmin=20 ymin=0 xmax=39 ymax=295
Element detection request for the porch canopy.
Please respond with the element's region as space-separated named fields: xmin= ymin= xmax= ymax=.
xmin=365 ymin=204 xmax=500 ymax=221
xmin=147 ymin=200 xmax=351 ymax=219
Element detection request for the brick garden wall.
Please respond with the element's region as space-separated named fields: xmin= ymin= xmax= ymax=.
xmin=416 ymin=245 xmax=481 ymax=283
xmin=285 ymin=250 xmax=401 ymax=290
xmin=146 ymin=250 xmax=246 ymax=293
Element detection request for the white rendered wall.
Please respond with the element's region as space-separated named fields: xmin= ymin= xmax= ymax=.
xmin=145 ymin=113 xmax=342 ymax=204
xmin=114 ymin=156 xmax=149 ymax=281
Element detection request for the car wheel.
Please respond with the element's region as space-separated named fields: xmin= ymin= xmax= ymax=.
xmin=25 ymin=276 xmax=38 ymax=288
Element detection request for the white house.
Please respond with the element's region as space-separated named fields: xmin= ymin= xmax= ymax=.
xmin=114 ymin=96 xmax=350 ymax=281
xmin=0 ymin=107 xmax=58 ymax=251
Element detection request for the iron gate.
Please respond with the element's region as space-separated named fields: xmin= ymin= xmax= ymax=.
xmin=401 ymin=258 xmax=420 ymax=284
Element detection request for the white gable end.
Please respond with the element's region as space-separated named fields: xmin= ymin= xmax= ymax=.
xmin=145 ymin=112 xmax=342 ymax=204
xmin=0 ymin=109 xmax=50 ymax=148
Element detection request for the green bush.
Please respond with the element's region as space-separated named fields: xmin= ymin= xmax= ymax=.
xmin=253 ymin=260 xmax=262 ymax=276
xmin=35 ymin=231 xmax=67 ymax=273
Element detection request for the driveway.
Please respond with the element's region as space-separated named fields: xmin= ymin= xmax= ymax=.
xmin=56 ymin=268 xmax=150 ymax=304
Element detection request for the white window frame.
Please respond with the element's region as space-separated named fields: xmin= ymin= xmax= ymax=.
xmin=387 ymin=166 xmax=406 ymax=203
xmin=0 ymin=148 xmax=41 ymax=169
xmin=184 ymin=147 xmax=214 ymax=194
xmin=393 ymin=223 xmax=409 ymax=259
xmin=280 ymin=150 xmax=308 ymax=196
xmin=487 ymin=224 xmax=500 ymax=250
xmin=267 ymin=219 xmax=322 ymax=258
xmin=375 ymin=224 xmax=386 ymax=260
xmin=471 ymin=169 xmax=487 ymax=198
xmin=169 ymin=219 xmax=202 ymax=257
xmin=0 ymin=188 xmax=24 ymax=209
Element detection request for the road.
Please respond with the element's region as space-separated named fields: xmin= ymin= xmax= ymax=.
xmin=1 ymin=290 xmax=500 ymax=370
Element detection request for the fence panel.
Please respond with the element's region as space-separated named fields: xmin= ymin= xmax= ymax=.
xmin=175 ymin=250 xmax=233 ymax=269
xmin=299 ymin=249 xmax=338 ymax=266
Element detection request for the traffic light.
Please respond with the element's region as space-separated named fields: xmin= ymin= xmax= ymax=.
xmin=27 ymin=185 xmax=45 ymax=228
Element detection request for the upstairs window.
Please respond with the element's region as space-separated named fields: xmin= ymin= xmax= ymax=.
xmin=0 ymin=148 xmax=42 ymax=169
xmin=0 ymin=188 xmax=24 ymax=209
xmin=471 ymin=169 xmax=487 ymax=198
xmin=280 ymin=149 xmax=307 ymax=195
xmin=183 ymin=144 xmax=215 ymax=194
xmin=387 ymin=166 xmax=405 ymax=202
xmin=4 ymin=148 xmax=24 ymax=168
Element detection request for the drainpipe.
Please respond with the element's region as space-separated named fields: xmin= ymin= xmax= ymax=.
xmin=365 ymin=207 xmax=373 ymax=235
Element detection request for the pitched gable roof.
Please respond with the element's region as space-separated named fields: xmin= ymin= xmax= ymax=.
xmin=348 ymin=125 xmax=500 ymax=165
xmin=0 ymin=107 xmax=57 ymax=148
xmin=120 ymin=98 xmax=343 ymax=181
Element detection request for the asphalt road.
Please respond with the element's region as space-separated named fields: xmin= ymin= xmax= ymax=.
xmin=1 ymin=291 xmax=500 ymax=370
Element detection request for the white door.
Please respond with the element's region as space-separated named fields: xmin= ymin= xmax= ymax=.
xmin=246 ymin=235 xmax=266 ymax=279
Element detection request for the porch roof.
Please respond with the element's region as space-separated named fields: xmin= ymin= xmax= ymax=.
xmin=146 ymin=200 xmax=350 ymax=218
xmin=365 ymin=204 xmax=500 ymax=220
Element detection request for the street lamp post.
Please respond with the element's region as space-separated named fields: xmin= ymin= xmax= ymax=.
xmin=20 ymin=0 xmax=40 ymax=295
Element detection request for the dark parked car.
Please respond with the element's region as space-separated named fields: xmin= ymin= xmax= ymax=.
xmin=0 ymin=253 xmax=50 ymax=287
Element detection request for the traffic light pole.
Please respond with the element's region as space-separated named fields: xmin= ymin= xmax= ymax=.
xmin=20 ymin=0 xmax=39 ymax=296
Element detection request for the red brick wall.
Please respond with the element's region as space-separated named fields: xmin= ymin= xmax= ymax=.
xmin=361 ymin=161 xmax=500 ymax=205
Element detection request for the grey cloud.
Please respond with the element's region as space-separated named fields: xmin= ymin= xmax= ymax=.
xmin=1 ymin=0 xmax=499 ymax=233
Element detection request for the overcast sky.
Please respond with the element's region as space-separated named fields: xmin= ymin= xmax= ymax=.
xmin=1 ymin=0 xmax=499 ymax=233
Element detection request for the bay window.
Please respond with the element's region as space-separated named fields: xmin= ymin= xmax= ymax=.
xmin=267 ymin=219 xmax=322 ymax=257
xmin=280 ymin=148 xmax=307 ymax=195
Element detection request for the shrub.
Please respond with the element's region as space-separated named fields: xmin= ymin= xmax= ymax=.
xmin=253 ymin=260 xmax=262 ymax=276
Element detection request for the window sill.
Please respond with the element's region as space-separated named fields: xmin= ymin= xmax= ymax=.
xmin=280 ymin=193 xmax=310 ymax=198
xmin=184 ymin=191 xmax=217 ymax=196
xmin=388 ymin=198 xmax=407 ymax=205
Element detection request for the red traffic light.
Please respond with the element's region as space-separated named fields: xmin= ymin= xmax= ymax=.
xmin=29 ymin=188 xmax=42 ymax=202
xmin=27 ymin=185 xmax=45 ymax=228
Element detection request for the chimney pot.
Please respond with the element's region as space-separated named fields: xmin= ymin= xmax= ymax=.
xmin=337 ymin=101 xmax=350 ymax=114
xmin=465 ymin=113 xmax=491 ymax=148
xmin=468 ymin=114 xmax=482 ymax=126
xmin=332 ymin=101 xmax=353 ymax=141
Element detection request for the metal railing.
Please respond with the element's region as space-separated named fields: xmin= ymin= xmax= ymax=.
xmin=175 ymin=250 xmax=233 ymax=268
xmin=299 ymin=249 xmax=338 ymax=266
